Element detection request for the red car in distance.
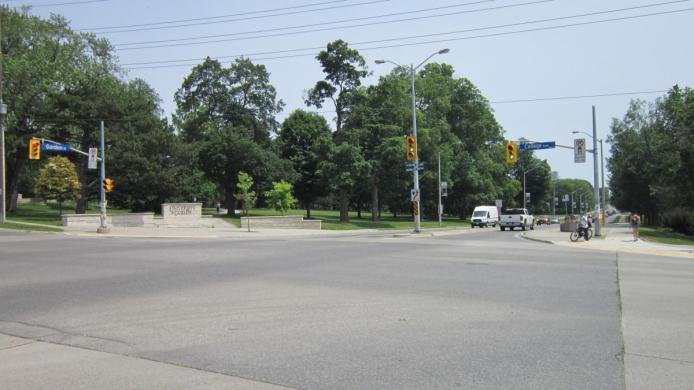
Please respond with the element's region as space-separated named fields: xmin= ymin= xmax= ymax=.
xmin=536 ymin=215 xmax=550 ymax=225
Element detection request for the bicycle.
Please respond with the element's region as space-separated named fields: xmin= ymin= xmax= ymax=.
xmin=570 ymin=226 xmax=594 ymax=242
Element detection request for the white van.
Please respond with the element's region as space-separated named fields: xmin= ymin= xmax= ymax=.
xmin=471 ymin=206 xmax=499 ymax=228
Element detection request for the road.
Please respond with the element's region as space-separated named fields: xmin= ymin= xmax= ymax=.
xmin=0 ymin=228 xmax=625 ymax=389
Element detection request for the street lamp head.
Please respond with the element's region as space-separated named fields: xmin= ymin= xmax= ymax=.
xmin=572 ymin=131 xmax=579 ymax=134
xmin=438 ymin=48 xmax=450 ymax=54
xmin=374 ymin=60 xmax=386 ymax=64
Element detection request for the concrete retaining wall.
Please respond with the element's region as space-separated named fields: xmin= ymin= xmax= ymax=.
xmin=240 ymin=215 xmax=321 ymax=230
xmin=62 ymin=213 xmax=155 ymax=228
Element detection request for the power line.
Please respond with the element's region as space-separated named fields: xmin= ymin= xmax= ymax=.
xmin=91 ymin=0 xmax=392 ymax=34
xmin=5 ymin=0 xmax=107 ymax=7
xmin=114 ymin=0 xmax=496 ymax=47
xmin=80 ymin=0 xmax=364 ymax=31
xmin=116 ymin=0 xmax=552 ymax=50
xmin=122 ymin=6 xmax=694 ymax=69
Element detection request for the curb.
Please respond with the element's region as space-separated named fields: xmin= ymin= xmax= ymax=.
xmin=519 ymin=232 xmax=555 ymax=245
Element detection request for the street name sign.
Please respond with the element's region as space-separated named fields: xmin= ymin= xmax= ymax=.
xmin=42 ymin=142 xmax=71 ymax=153
xmin=519 ymin=141 xmax=556 ymax=151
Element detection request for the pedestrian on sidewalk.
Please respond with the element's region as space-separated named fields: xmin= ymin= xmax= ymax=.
xmin=630 ymin=212 xmax=641 ymax=241
xmin=216 ymin=201 xmax=221 ymax=214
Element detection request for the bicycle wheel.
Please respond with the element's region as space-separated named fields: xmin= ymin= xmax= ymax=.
xmin=588 ymin=228 xmax=594 ymax=239
xmin=570 ymin=231 xmax=580 ymax=242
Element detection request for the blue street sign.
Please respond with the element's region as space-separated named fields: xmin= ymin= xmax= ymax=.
xmin=519 ymin=141 xmax=555 ymax=151
xmin=42 ymin=142 xmax=71 ymax=153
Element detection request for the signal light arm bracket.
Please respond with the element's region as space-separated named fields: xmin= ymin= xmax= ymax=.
xmin=36 ymin=137 xmax=102 ymax=161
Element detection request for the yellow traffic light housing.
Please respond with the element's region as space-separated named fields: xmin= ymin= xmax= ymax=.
xmin=406 ymin=135 xmax=417 ymax=161
xmin=411 ymin=201 xmax=419 ymax=216
xmin=505 ymin=142 xmax=518 ymax=164
xmin=103 ymin=178 xmax=114 ymax=192
xmin=29 ymin=138 xmax=41 ymax=160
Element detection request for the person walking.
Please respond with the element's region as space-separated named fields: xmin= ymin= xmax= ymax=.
xmin=630 ymin=212 xmax=641 ymax=241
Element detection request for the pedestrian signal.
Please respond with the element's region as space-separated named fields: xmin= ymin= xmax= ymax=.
xmin=505 ymin=142 xmax=518 ymax=164
xmin=103 ymin=178 xmax=114 ymax=192
xmin=29 ymin=138 xmax=41 ymax=160
xmin=406 ymin=135 xmax=417 ymax=161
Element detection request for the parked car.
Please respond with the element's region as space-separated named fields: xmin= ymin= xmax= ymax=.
xmin=550 ymin=218 xmax=560 ymax=224
xmin=536 ymin=215 xmax=550 ymax=225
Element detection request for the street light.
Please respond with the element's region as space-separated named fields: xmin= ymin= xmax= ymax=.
xmin=375 ymin=48 xmax=450 ymax=233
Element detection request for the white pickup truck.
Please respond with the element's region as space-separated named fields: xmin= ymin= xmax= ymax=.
xmin=500 ymin=208 xmax=534 ymax=231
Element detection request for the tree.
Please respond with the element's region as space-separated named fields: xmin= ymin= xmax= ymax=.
xmin=265 ymin=180 xmax=297 ymax=215
xmin=277 ymin=110 xmax=333 ymax=219
xmin=34 ymin=156 xmax=81 ymax=215
xmin=234 ymin=171 xmax=256 ymax=216
xmin=1 ymin=8 xmax=115 ymax=213
xmin=318 ymin=141 xmax=369 ymax=222
xmin=305 ymin=39 xmax=369 ymax=133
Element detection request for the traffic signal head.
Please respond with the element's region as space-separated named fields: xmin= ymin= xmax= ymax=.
xmin=406 ymin=135 xmax=417 ymax=161
xmin=103 ymin=178 xmax=114 ymax=192
xmin=505 ymin=142 xmax=518 ymax=164
xmin=29 ymin=138 xmax=41 ymax=160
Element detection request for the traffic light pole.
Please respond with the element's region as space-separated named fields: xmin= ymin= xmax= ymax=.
xmin=97 ymin=120 xmax=109 ymax=233
xmin=411 ymin=63 xmax=421 ymax=233
xmin=592 ymin=106 xmax=601 ymax=237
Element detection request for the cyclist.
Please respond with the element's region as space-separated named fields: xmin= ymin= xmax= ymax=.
xmin=578 ymin=215 xmax=590 ymax=241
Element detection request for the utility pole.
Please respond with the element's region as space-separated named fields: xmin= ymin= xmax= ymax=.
xmin=437 ymin=152 xmax=441 ymax=227
xmin=600 ymin=139 xmax=606 ymax=221
xmin=592 ymin=106 xmax=601 ymax=237
xmin=0 ymin=14 xmax=6 ymax=224
xmin=97 ymin=120 xmax=109 ymax=233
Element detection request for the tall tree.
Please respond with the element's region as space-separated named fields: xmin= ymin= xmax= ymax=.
xmin=277 ymin=110 xmax=333 ymax=219
xmin=305 ymin=39 xmax=369 ymax=133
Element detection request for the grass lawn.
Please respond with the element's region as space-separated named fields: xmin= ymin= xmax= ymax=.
xmin=5 ymin=201 xmax=131 ymax=228
xmin=0 ymin=221 xmax=63 ymax=232
xmin=639 ymin=226 xmax=694 ymax=246
xmin=217 ymin=208 xmax=471 ymax=230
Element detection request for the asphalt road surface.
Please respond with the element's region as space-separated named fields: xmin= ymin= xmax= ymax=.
xmin=0 ymin=228 xmax=624 ymax=389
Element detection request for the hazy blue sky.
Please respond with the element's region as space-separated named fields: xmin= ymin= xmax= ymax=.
xmin=8 ymin=0 xmax=694 ymax=183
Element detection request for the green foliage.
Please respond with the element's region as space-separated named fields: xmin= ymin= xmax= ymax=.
xmin=234 ymin=171 xmax=257 ymax=216
xmin=609 ymin=86 xmax=694 ymax=225
xmin=306 ymin=39 xmax=369 ymax=132
xmin=265 ymin=180 xmax=297 ymax=215
xmin=277 ymin=110 xmax=333 ymax=218
xmin=34 ymin=156 xmax=81 ymax=214
xmin=660 ymin=208 xmax=694 ymax=236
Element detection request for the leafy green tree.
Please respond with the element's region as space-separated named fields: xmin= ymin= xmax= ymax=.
xmin=305 ymin=39 xmax=369 ymax=133
xmin=318 ymin=141 xmax=369 ymax=222
xmin=265 ymin=180 xmax=297 ymax=215
xmin=174 ymin=58 xmax=288 ymax=214
xmin=1 ymin=8 xmax=113 ymax=213
xmin=234 ymin=171 xmax=256 ymax=216
xmin=277 ymin=110 xmax=333 ymax=218
xmin=34 ymin=156 xmax=81 ymax=215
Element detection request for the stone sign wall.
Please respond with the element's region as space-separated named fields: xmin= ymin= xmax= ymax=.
xmin=161 ymin=203 xmax=202 ymax=219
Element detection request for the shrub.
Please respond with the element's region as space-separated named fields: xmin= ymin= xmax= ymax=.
xmin=661 ymin=208 xmax=694 ymax=236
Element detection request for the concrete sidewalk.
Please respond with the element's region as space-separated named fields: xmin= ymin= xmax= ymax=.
xmin=0 ymin=334 xmax=292 ymax=390
xmin=524 ymin=223 xmax=694 ymax=390
xmin=521 ymin=223 xmax=694 ymax=259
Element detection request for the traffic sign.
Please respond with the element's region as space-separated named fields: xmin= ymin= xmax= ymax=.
xmin=88 ymin=148 xmax=98 ymax=169
xmin=519 ymin=141 xmax=556 ymax=151
xmin=42 ymin=142 xmax=71 ymax=153
xmin=574 ymin=138 xmax=586 ymax=163
xmin=410 ymin=188 xmax=420 ymax=202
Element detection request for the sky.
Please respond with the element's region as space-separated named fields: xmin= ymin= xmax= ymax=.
xmin=6 ymin=0 xmax=694 ymax=184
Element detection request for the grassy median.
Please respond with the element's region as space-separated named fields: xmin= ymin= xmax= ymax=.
xmin=639 ymin=226 xmax=694 ymax=246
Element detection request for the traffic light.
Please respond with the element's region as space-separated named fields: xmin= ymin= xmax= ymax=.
xmin=29 ymin=138 xmax=41 ymax=160
xmin=103 ymin=178 xmax=114 ymax=192
xmin=505 ymin=142 xmax=518 ymax=164
xmin=405 ymin=135 xmax=417 ymax=161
